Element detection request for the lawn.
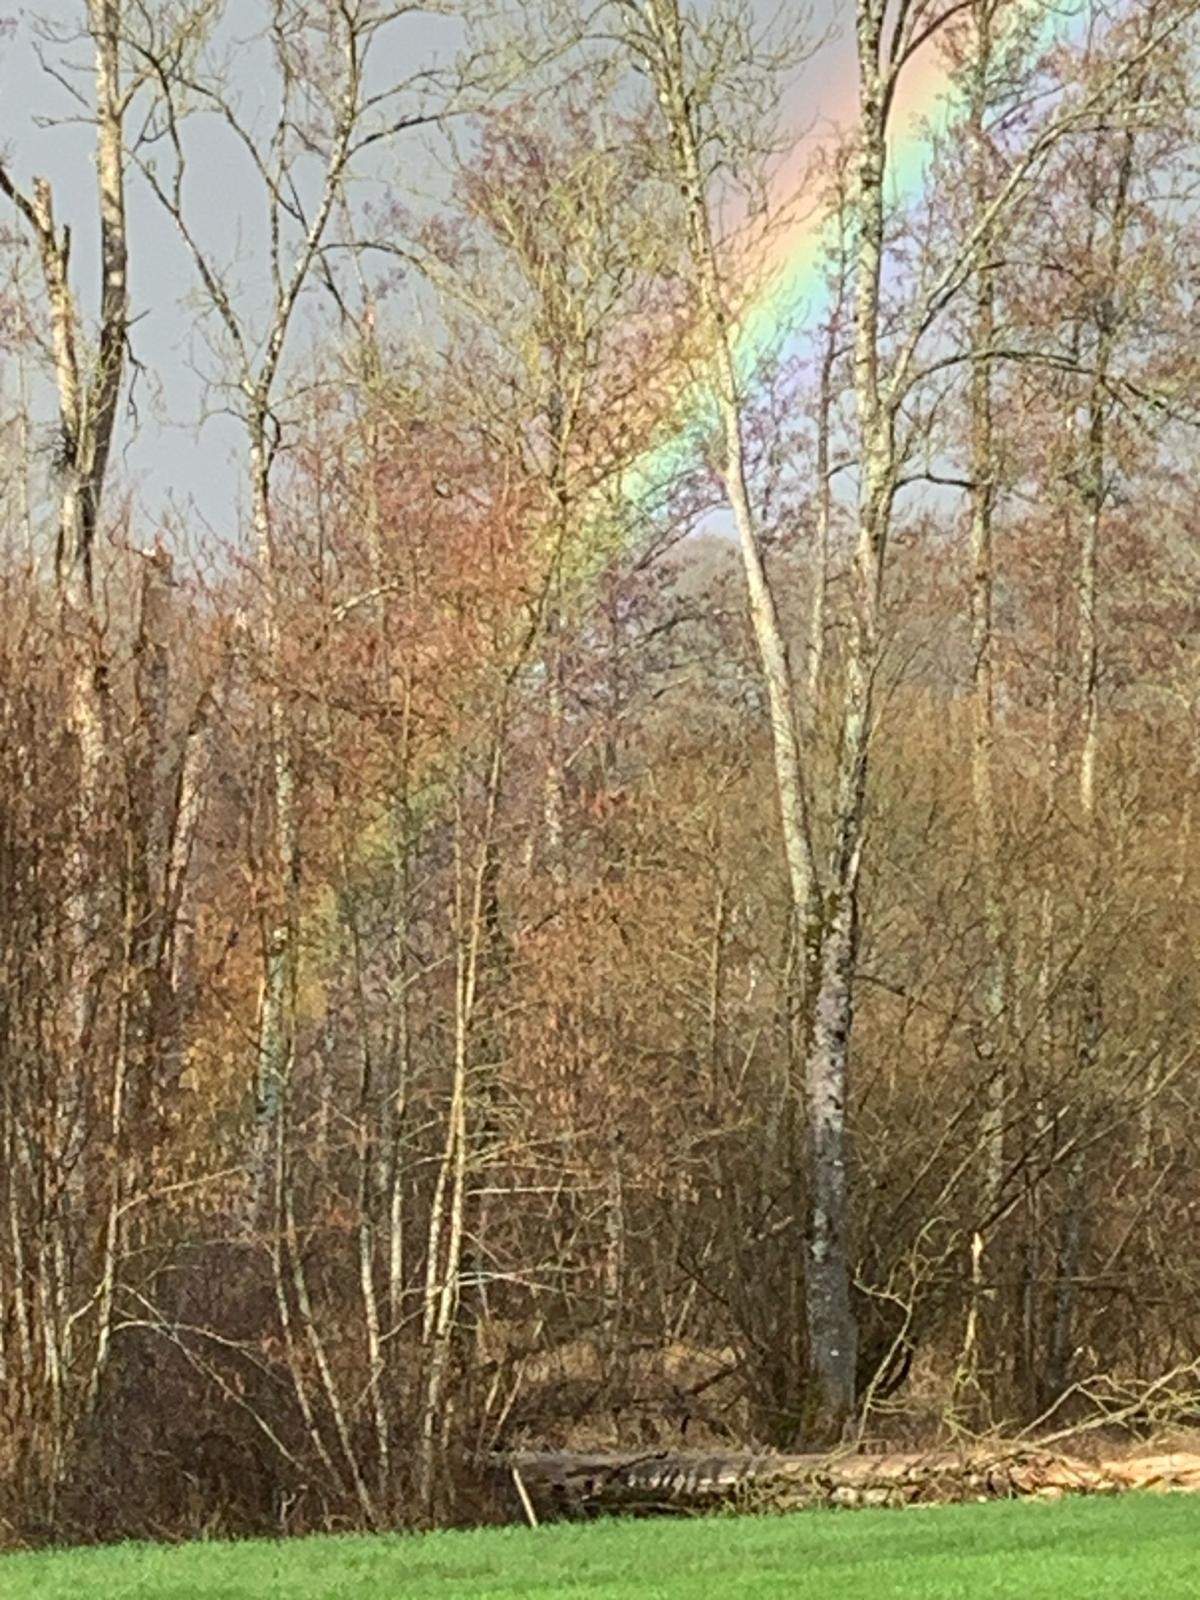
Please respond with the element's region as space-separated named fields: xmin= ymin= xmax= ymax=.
xmin=5 ymin=1493 xmax=1199 ymax=1598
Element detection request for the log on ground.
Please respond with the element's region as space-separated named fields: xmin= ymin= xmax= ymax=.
xmin=503 ymin=1446 xmax=1200 ymax=1520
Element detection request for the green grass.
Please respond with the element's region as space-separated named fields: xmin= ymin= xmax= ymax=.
xmin=5 ymin=1494 xmax=1199 ymax=1598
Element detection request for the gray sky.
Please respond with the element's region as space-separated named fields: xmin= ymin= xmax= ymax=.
xmin=0 ymin=1 xmax=851 ymax=551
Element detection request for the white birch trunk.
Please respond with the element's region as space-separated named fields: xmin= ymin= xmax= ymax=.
xmin=635 ymin=0 xmax=819 ymax=962
xmin=796 ymin=0 xmax=897 ymax=1429
xmin=965 ymin=0 xmax=1008 ymax=1216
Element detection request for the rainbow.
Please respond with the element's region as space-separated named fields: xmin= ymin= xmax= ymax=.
xmin=618 ymin=0 xmax=1076 ymax=517
xmin=299 ymin=9 xmax=1088 ymax=960
xmin=300 ymin=6 xmax=1089 ymax=1006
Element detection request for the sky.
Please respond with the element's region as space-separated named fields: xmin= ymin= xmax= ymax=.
xmin=0 ymin=1 xmax=855 ymax=547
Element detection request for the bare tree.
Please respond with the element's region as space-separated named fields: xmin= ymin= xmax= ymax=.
xmin=0 ymin=0 xmax=131 ymax=1101
xmin=0 ymin=0 xmax=135 ymax=1514
xmin=125 ymin=0 xmax=472 ymax=1208
xmin=795 ymin=0 xmax=1200 ymax=1431
xmin=613 ymin=0 xmax=822 ymax=975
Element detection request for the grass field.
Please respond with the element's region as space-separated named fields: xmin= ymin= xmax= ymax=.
xmin=5 ymin=1493 xmax=1199 ymax=1598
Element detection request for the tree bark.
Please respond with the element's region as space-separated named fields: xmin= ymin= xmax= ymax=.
xmin=795 ymin=0 xmax=899 ymax=1431
xmin=966 ymin=0 xmax=1008 ymax=1213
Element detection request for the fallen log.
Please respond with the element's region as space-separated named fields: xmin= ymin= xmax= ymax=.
xmin=502 ymin=1445 xmax=1200 ymax=1520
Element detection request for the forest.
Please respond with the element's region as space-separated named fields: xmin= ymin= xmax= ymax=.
xmin=0 ymin=0 xmax=1198 ymax=1546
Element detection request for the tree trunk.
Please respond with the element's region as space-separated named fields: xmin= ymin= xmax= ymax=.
xmin=250 ymin=424 xmax=299 ymax=1224
xmin=794 ymin=0 xmax=896 ymax=1432
xmin=634 ymin=0 xmax=819 ymax=965
xmin=966 ymin=0 xmax=1008 ymax=1214
xmin=630 ymin=0 xmax=839 ymax=1426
